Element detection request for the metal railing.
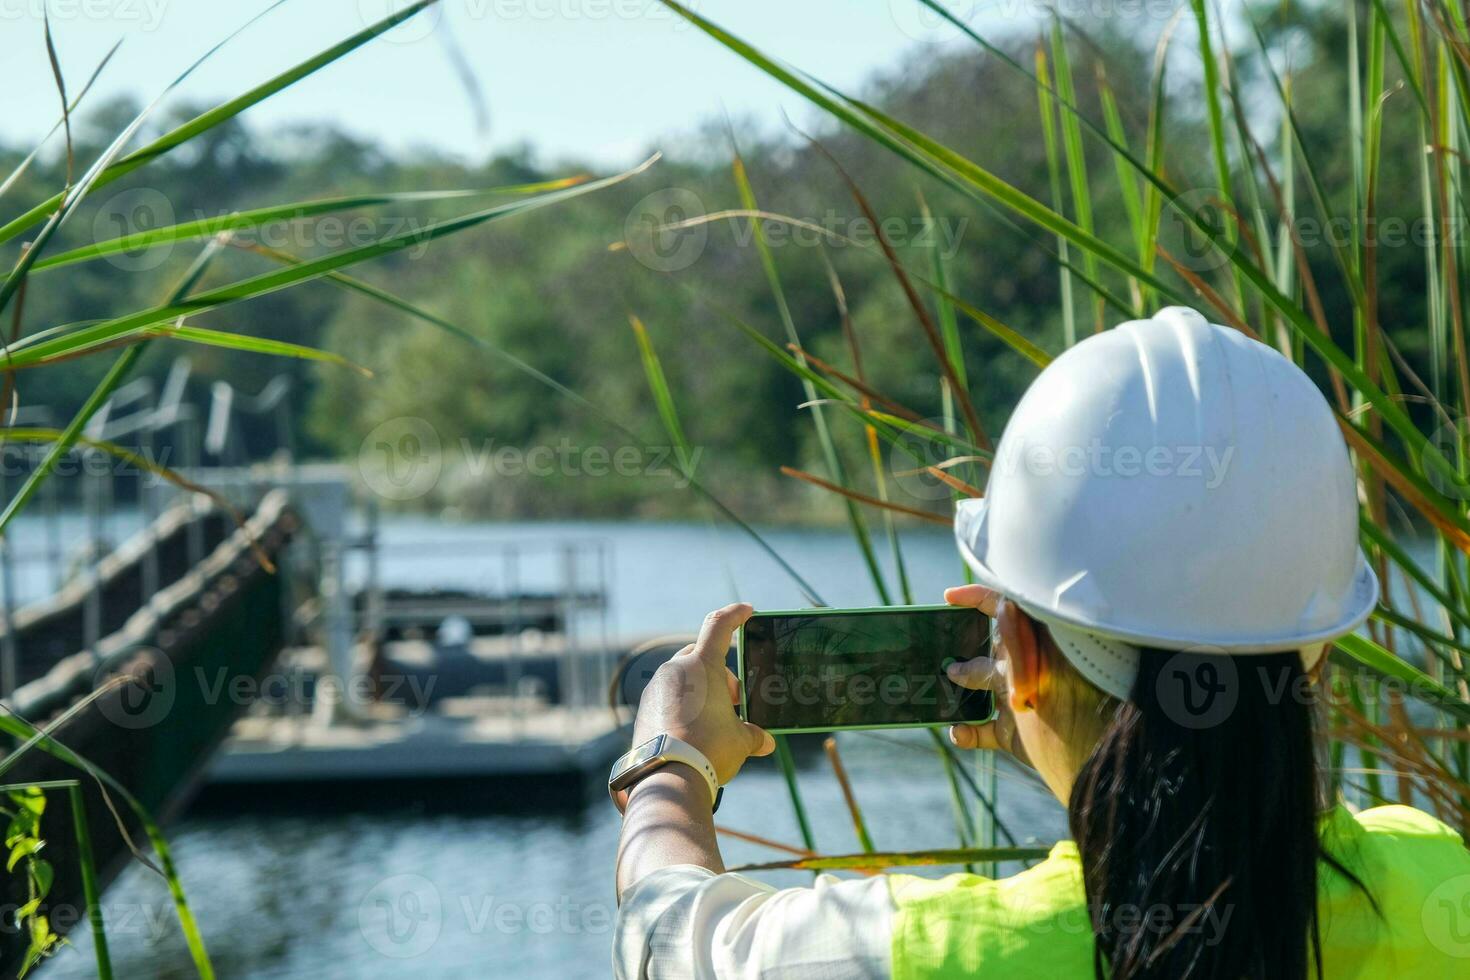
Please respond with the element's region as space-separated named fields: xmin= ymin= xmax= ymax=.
xmin=342 ymin=529 xmax=615 ymax=731
xmin=0 ymin=357 xmax=291 ymax=698
xmin=1 ymin=360 xmax=620 ymax=750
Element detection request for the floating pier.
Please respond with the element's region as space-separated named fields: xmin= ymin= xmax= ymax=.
xmin=200 ymin=524 xmax=636 ymax=810
xmin=203 ymin=695 xmax=630 ymax=809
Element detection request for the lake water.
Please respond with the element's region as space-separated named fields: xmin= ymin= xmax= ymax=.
xmin=38 ymin=517 xmax=1067 ymax=978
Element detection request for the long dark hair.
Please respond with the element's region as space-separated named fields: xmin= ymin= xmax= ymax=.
xmin=1066 ymin=649 xmax=1346 ymax=980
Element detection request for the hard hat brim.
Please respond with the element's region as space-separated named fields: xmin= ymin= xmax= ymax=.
xmin=954 ymin=497 xmax=1380 ymax=654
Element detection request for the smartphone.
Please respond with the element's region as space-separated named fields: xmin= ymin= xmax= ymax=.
xmin=736 ymin=605 xmax=995 ymax=735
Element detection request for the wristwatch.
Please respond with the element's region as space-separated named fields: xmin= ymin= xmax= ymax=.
xmin=608 ymin=733 xmax=723 ymax=813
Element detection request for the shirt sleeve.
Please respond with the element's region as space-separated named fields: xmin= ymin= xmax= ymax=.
xmin=614 ymin=865 xmax=896 ymax=979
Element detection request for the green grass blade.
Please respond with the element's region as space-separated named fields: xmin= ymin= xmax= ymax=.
xmin=1096 ymin=66 xmax=1143 ymax=256
xmin=907 ymin=0 xmax=1280 ymax=318
xmin=731 ymin=152 xmax=888 ymax=602
xmin=1189 ymin=0 xmax=1244 ymax=313
xmin=823 ymin=85 xmax=1176 ymax=306
xmin=772 ymin=736 xmax=816 ymax=854
xmin=238 ymin=244 xmax=608 ymax=416
xmin=940 ymin=284 xmax=1053 ymax=369
xmin=1035 ymin=44 xmax=1077 ymax=346
xmin=1095 ymin=61 xmax=1151 ymax=314
xmin=30 ymin=179 xmax=585 ymax=273
xmin=1369 ymin=0 xmax=1432 ymax=119
xmin=1239 ymin=8 xmax=1365 ymax=309
xmin=920 ymin=196 xmax=966 ymax=390
xmin=0 ymin=683 xmax=131 ymax=779
xmin=698 ymin=300 xmax=982 ymax=464
xmin=636 ymin=207 xmax=1055 ymax=367
xmin=1374 ymin=606 xmax=1470 ymax=676
xmin=731 ymin=844 xmax=1050 ymax=873
xmin=628 ymin=314 xmax=691 ymax=455
xmin=1218 ymin=40 xmax=1276 ymax=310
xmin=1333 ymin=634 xmax=1470 ymax=724
xmin=927 ymin=728 xmax=977 ymax=871
xmin=1139 ymin=16 xmax=1178 ymax=310
xmin=67 ymin=785 xmax=112 ymax=980
xmin=139 ymin=323 xmax=370 ymax=373
xmin=1049 ymin=19 xmax=1103 ymax=330
xmin=628 ymin=314 xmax=827 ymax=606
xmin=826 ymin=253 xmax=915 ymax=606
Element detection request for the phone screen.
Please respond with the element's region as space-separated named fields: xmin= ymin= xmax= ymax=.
xmin=739 ymin=607 xmax=993 ymax=733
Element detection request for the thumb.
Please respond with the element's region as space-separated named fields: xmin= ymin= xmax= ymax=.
xmin=744 ymin=722 xmax=776 ymax=757
xmin=949 ymin=721 xmax=1003 ymax=751
xmin=946 ymin=655 xmax=1004 ymax=691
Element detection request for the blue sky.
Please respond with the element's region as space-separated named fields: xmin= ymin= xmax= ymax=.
xmin=2 ymin=0 xmax=1037 ymax=166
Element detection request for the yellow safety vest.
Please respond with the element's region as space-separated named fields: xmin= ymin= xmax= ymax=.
xmin=888 ymin=805 xmax=1470 ymax=978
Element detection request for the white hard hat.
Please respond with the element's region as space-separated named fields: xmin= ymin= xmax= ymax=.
xmin=954 ymin=307 xmax=1378 ymax=700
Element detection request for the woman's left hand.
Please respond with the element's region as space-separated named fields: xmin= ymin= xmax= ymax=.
xmin=632 ymin=602 xmax=776 ymax=786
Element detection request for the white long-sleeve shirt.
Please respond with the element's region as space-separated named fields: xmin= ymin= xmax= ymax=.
xmin=614 ymin=866 xmax=895 ymax=979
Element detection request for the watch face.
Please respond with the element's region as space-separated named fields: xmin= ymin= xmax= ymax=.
xmin=611 ymin=734 xmax=667 ymax=789
xmin=627 ymin=734 xmax=667 ymax=769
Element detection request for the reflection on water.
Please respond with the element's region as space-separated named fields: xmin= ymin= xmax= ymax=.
xmin=52 ymin=735 xmax=1063 ymax=979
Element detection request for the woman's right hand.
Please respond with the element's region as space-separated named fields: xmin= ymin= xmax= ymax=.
xmin=942 ymin=584 xmax=1032 ymax=769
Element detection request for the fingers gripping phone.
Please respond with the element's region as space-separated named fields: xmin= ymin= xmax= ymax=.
xmin=736 ymin=605 xmax=996 ymax=735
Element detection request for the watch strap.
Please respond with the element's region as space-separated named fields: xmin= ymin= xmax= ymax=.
xmin=657 ymin=734 xmax=720 ymax=804
xmin=609 ymin=733 xmax=721 ymax=811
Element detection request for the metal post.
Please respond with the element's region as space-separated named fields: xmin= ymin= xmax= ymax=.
xmin=0 ymin=470 xmax=17 ymax=697
xmin=99 ymin=445 xmax=114 ymax=546
xmin=598 ymin=540 xmax=613 ymax=717
xmin=365 ymin=497 xmax=382 ymax=644
xmin=976 ymin=753 xmax=998 ymax=879
xmin=140 ymin=424 xmax=159 ymax=604
xmin=315 ymin=541 xmax=355 ymax=725
xmin=181 ymin=412 xmax=204 ymax=568
xmin=83 ymin=449 xmax=103 ymax=662
xmin=561 ymin=543 xmax=579 ymax=725
xmin=505 ymin=546 xmax=522 ymax=738
xmin=43 ymin=455 xmax=61 ymax=594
